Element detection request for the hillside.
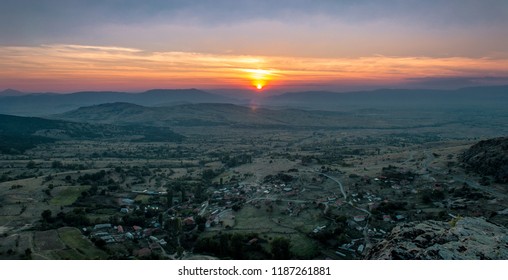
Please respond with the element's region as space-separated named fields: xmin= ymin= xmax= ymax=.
xmin=54 ymin=102 xmax=426 ymax=129
xmin=0 ymin=89 xmax=236 ymax=116
xmin=2 ymin=85 xmax=507 ymax=116
xmin=0 ymin=89 xmax=25 ymax=97
xmin=0 ymin=114 xmax=184 ymax=154
xmin=262 ymin=85 xmax=508 ymax=110
xmin=462 ymin=137 xmax=508 ymax=183
xmin=366 ymin=217 xmax=508 ymax=260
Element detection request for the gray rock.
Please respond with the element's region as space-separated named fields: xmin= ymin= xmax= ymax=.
xmin=461 ymin=137 xmax=508 ymax=183
xmin=366 ymin=217 xmax=508 ymax=260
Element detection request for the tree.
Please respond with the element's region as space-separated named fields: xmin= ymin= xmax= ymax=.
xmin=24 ymin=248 xmax=32 ymax=259
xmin=94 ymin=238 xmax=106 ymax=249
xmin=176 ymin=246 xmax=184 ymax=259
xmin=41 ymin=209 xmax=52 ymax=223
xmin=26 ymin=161 xmax=36 ymax=169
xmin=230 ymin=234 xmax=244 ymax=259
xmin=166 ymin=188 xmax=174 ymax=207
xmin=271 ymin=237 xmax=292 ymax=259
xmin=195 ymin=216 xmax=207 ymax=232
xmin=51 ymin=160 xmax=63 ymax=169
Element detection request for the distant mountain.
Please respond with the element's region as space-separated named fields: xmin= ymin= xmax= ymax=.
xmin=261 ymin=85 xmax=508 ymax=110
xmin=0 ymin=88 xmax=238 ymax=116
xmin=207 ymin=88 xmax=259 ymax=101
xmin=2 ymin=85 xmax=507 ymax=116
xmin=55 ymin=102 xmax=293 ymax=127
xmin=55 ymin=102 xmax=424 ymax=129
xmin=0 ymin=88 xmax=25 ymax=96
xmin=0 ymin=114 xmax=184 ymax=154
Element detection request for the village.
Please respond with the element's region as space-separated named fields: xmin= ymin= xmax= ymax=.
xmin=1 ymin=124 xmax=505 ymax=260
xmin=69 ymin=149 xmax=490 ymax=259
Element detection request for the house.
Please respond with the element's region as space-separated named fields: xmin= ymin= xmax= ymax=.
xmin=247 ymin=238 xmax=258 ymax=246
xmin=357 ymin=244 xmax=364 ymax=253
xmin=353 ymin=215 xmax=366 ymax=222
xmin=134 ymin=248 xmax=152 ymax=258
xmin=395 ymin=214 xmax=405 ymax=221
xmin=183 ymin=216 xmax=195 ymax=226
xmin=382 ymin=215 xmax=392 ymax=222
xmin=120 ymin=198 xmax=135 ymax=205
xmin=93 ymin=223 xmax=112 ymax=231
xmin=313 ymin=225 xmax=326 ymax=233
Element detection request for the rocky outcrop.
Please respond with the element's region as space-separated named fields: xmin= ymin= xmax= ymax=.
xmin=366 ymin=217 xmax=508 ymax=260
xmin=462 ymin=137 xmax=508 ymax=183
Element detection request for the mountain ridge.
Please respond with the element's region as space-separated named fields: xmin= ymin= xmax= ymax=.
xmin=1 ymin=85 xmax=507 ymax=116
xmin=0 ymin=113 xmax=184 ymax=154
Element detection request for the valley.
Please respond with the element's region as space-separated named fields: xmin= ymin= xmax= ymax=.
xmin=1 ymin=97 xmax=507 ymax=260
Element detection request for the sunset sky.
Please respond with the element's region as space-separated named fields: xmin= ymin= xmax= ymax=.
xmin=1 ymin=0 xmax=508 ymax=93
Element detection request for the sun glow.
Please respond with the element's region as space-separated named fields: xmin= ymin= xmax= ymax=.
xmin=241 ymin=68 xmax=275 ymax=90
xmin=2 ymin=44 xmax=508 ymax=92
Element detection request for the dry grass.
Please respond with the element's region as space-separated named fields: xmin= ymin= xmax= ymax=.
xmin=50 ymin=186 xmax=90 ymax=206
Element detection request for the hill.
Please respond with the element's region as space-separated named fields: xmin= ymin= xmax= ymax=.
xmin=2 ymin=85 xmax=507 ymax=116
xmin=366 ymin=217 xmax=508 ymax=260
xmin=0 ymin=89 xmax=236 ymax=116
xmin=462 ymin=137 xmax=508 ymax=183
xmin=56 ymin=101 xmax=501 ymax=131
xmin=54 ymin=102 xmax=416 ymax=129
xmin=0 ymin=114 xmax=184 ymax=154
xmin=0 ymin=89 xmax=25 ymax=97
xmin=261 ymin=85 xmax=508 ymax=110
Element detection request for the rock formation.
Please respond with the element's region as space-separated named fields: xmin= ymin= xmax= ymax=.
xmin=366 ymin=217 xmax=508 ymax=260
xmin=462 ymin=137 xmax=508 ymax=183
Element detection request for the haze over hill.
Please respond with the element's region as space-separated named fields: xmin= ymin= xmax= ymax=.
xmin=1 ymin=85 xmax=507 ymax=261
xmin=0 ymin=114 xmax=183 ymax=154
xmin=0 ymin=89 xmax=237 ymax=116
xmin=1 ymin=85 xmax=507 ymax=117
xmin=53 ymin=102 xmax=480 ymax=131
xmin=263 ymin=85 xmax=508 ymax=110
xmin=0 ymin=89 xmax=26 ymax=97
xmin=54 ymin=102 xmax=356 ymax=128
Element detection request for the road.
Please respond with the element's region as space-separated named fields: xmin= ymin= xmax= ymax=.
xmin=245 ymin=196 xmax=309 ymax=204
xmin=198 ymin=201 xmax=209 ymax=216
xmin=312 ymin=171 xmax=373 ymax=252
xmin=402 ymin=151 xmax=415 ymax=165
xmin=314 ymin=172 xmax=347 ymax=200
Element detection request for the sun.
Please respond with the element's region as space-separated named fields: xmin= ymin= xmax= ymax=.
xmin=241 ymin=68 xmax=274 ymax=91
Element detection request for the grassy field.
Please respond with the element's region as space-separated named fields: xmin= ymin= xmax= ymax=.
xmin=289 ymin=234 xmax=321 ymax=258
xmin=34 ymin=229 xmax=65 ymax=251
xmin=56 ymin=227 xmax=108 ymax=259
xmin=50 ymin=186 xmax=90 ymax=206
xmin=134 ymin=194 xmax=151 ymax=204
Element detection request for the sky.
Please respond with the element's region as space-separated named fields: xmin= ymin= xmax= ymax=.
xmin=1 ymin=0 xmax=508 ymax=93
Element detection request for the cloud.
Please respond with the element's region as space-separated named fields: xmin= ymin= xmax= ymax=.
xmin=1 ymin=1 xmax=507 ymax=58
xmin=1 ymin=44 xmax=508 ymax=92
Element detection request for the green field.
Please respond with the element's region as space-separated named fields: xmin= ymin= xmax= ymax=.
xmin=134 ymin=194 xmax=151 ymax=204
xmin=50 ymin=186 xmax=90 ymax=206
xmin=56 ymin=227 xmax=108 ymax=259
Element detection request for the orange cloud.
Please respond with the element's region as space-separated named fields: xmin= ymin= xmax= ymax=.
xmin=1 ymin=44 xmax=507 ymax=92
